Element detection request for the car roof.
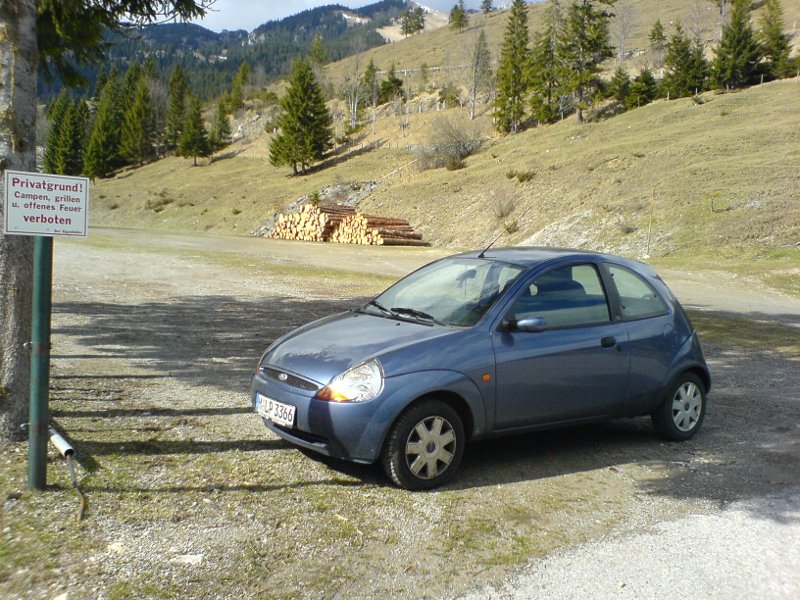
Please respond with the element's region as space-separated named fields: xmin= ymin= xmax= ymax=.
xmin=454 ymin=246 xmax=601 ymax=266
xmin=451 ymin=246 xmax=659 ymax=276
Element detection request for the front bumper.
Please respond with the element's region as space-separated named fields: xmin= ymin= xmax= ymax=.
xmin=249 ymin=368 xmax=386 ymax=463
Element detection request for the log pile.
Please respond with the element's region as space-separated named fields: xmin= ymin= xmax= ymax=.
xmin=271 ymin=204 xmax=356 ymax=242
xmin=271 ymin=203 xmax=427 ymax=246
xmin=331 ymin=213 xmax=428 ymax=246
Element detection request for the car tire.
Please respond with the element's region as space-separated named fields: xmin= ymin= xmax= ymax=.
xmin=381 ymin=399 xmax=465 ymax=490
xmin=651 ymin=372 xmax=707 ymax=441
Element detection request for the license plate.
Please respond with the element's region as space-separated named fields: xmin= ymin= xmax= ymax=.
xmin=256 ymin=394 xmax=295 ymax=428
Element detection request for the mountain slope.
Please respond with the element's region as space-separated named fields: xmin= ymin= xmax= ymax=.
xmin=89 ymin=80 xmax=799 ymax=264
xmin=40 ymin=0 xmax=409 ymax=99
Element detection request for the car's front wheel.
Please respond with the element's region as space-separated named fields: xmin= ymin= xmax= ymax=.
xmin=651 ymin=372 xmax=707 ymax=441
xmin=381 ymin=399 xmax=465 ymax=490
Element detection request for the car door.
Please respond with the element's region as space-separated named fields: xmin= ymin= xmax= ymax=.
xmin=491 ymin=263 xmax=630 ymax=430
xmin=603 ymin=263 xmax=680 ymax=414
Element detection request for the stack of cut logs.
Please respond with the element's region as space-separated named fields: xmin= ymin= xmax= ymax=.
xmin=271 ymin=204 xmax=356 ymax=242
xmin=271 ymin=203 xmax=427 ymax=246
xmin=330 ymin=213 xmax=427 ymax=246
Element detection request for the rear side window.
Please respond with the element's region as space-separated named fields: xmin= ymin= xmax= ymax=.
xmin=510 ymin=264 xmax=611 ymax=329
xmin=607 ymin=265 xmax=668 ymax=320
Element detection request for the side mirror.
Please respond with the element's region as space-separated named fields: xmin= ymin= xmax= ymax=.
xmin=515 ymin=317 xmax=547 ymax=333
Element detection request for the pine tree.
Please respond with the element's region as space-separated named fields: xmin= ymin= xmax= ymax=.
xmin=84 ymin=73 xmax=123 ymax=179
xmin=229 ymin=60 xmax=251 ymax=113
xmin=54 ymin=99 xmax=89 ymax=176
xmin=758 ymin=0 xmax=791 ymax=80
xmin=379 ymin=64 xmax=404 ymax=103
xmin=530 ymin=0 xmax=566 ymax=124
xmin=494 ymin=0 xmax=531 ymax=133
xmin=481 ymin=0 xmax=494 ymax=14
xmin=450 ymin=1 xmax=469 ymax=34
xmin=712 ymin=0 xmax=761 ymax=88
xmin=469 ymin=29 xmax=493 ymax=120
xmin=269 ymin=58 xmax=333 ymax=175
xmin=625 ymin=68 xmax=657 ymax=109
xmin=178 ymin=95 xmax=210 ymax=166
xmin=649 ymin=19 xmax=667 ymax=70
xmin=121 ymin=61 xmax=143 ymax=114
xmin=43 ymin=90 xmax=71 ymax=173
xmin=560 ymin=0 xmax=616 ymax=123
xmin=309 ymin=33 xmax=326 ymax=66
xmin=120 ymin=80 xmax=157 ymax=165
xmin=166 ymin=64 xmax=188 ymax=150
xmin=143 ymin=56 xmax=158 ymax=80
xmin=93 ymin=69 xmax=110 ymax=101
xmin=662 ymin=22 xmax=708 ymax=98
xmin=209 ymin=97 xmax=232 ymax=151
xmin=400 ymin=8 xmax=425 ymax=36
xmin=608 ymin=66 xmax=630 ymax=104
xmin=412 ymin=7 xmax=426 ymax=33
xmin=362 ymin=58 xmax=380 ymax=108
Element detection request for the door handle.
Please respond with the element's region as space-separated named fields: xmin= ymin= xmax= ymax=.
xmin=601 ymin=336 xmax=617 ymax=348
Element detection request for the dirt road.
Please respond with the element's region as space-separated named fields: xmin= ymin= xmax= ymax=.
xmin=3 ymin=228 xmax=798 ymax=600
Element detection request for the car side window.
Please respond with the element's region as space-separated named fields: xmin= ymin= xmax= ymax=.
xmin=607 ymin=265 xmax=668 ymax=319
xmin=509 ymin=264 xmax=611 ymax=329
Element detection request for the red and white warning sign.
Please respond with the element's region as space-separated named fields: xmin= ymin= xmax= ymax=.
xmin=3 ymin=170 xmax=89 ymax=237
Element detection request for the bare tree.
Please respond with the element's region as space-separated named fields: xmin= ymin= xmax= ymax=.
xmin=688 ymin=0 xmax=711 ymax=43
xmin=612 ymin=0 xmax=637 ymax=63
xmin=709 ymin=0 xmax=729 ymax=40
xmin=342 ymin=58 xmax=365 ymax=132
xmin=467 ymin=29 xmax=493 ymax=120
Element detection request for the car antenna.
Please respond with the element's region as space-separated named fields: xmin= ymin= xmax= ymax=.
xmin=478 ymin=233 xmax=503 ymax=258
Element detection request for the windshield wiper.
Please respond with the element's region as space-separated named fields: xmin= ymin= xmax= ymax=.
xmin=361 ymin=299 xmax=394 ymax=317
xmin=390 ymin=307 xmax=442 ymax=325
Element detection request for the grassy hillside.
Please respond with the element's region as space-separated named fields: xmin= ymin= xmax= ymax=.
xmin=89 ymin=0 xmax=800 ymax=288
xmin=326 ymin=0 xmax=800 ymax=85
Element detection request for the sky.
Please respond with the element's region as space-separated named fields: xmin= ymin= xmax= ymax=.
xmin=190 ymin=1 xmax=490 ymax=32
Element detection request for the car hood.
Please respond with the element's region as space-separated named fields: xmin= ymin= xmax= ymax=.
xmin=264 ymin=311 xmax=460 ymax=384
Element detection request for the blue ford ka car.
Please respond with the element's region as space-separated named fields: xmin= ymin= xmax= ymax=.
xmin=251 ymin=248 xmax=710 ymax=490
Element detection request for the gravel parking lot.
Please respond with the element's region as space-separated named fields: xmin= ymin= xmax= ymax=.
xmin=3 ymin=228 xmax=798 ymax=599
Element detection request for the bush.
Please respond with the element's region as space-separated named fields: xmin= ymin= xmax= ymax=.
xmin=438 ymin=83 xmax=461 ymax=109
xmin=417 ymin=116 xmax=482 ymax=171
xmin=493 ymin=195 xmax=515 ymax=219
xmin=505 ymin=169 xmax=535 ymax=183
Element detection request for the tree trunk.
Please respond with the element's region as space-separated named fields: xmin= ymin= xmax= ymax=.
xmin=0 ymin=0 xmax=38 ymax=442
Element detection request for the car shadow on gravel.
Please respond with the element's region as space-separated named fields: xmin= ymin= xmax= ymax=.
xmin=454 ymin=419 xmax=658 ymax=488
xmin=632 ymin=340 xmax=800 ymax=523
xmin=53 ymin=294 xmax=368 ymax=394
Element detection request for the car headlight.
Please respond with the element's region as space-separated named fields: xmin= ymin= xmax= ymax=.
xmin=315 ymin=359 xmax=384 ymax=403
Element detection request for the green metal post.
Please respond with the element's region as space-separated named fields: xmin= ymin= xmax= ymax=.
xmin=28 ymin=236 xmax=53 ymax=490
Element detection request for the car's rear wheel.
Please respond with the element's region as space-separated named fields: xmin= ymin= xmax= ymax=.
xmin=381 ymin=399 xmax=464 ymax=490
xmin=651 ymin=372 xmax=706 ymax=441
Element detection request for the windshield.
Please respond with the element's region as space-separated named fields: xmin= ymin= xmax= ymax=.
xmin=370 ymin=258 xmax=526 ymax=327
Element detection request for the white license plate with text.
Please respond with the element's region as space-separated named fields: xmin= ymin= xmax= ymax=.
xmin=256 ymin=394 xmax=295 ymax=428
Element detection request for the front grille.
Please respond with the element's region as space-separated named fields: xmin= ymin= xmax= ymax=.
xmin=263 ymin=367 xmax=319 ymax=391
